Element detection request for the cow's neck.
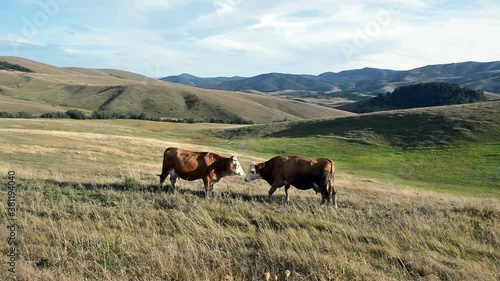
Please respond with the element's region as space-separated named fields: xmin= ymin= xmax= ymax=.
xmin=210 ymin=158 xmax=231 ymax=179
xmin=258 ymin=160 xmax=274 ymax=183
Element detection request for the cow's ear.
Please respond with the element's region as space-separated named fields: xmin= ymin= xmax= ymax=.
xmin=256 ymin=162 xmax=265 ymax=170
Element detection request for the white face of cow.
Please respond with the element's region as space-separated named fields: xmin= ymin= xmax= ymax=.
xmin=245 ymin=162 xmax=262 ymax=182
xmin=230 ymin=156 xmax=245 ymax=176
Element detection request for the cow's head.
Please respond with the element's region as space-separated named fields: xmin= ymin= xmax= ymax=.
xmin=245 ymin=162 xmax=264 ymax=182
xmin=228 ymin=156 xmax=245 ymax=176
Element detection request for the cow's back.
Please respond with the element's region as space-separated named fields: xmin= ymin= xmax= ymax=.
xmin=277 ymin=156 xmax=333 ymax=190
xmin=162 ymin=147 xmax=221 ymax=180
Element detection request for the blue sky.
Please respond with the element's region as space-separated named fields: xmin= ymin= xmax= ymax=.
xmin=0 ymin=0 xmax=499 ymax=77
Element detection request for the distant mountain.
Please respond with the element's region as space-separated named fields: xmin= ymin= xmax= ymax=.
xmin=209 ymin=73 xmax=332 ymax=92
xmin=318 ymin=67 xmax=399 ymax=83
xmin=160 ymin=62 xmax=500 ymax=101
xmin=161 ymin=73 xmax=332 ymax=92
xmin=338 ymin=82 xmax=488 ymax=113
xmin=160 ymin=73 xmax=245 ymax=87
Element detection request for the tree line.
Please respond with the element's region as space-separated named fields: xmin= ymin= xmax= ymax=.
xmin=0 ymin=61 xmax=33 ymax=73
xmin=0 ymin=109 xmax=253 ymax=124
xmin=372 ymin=82 xmax=486 ymax=109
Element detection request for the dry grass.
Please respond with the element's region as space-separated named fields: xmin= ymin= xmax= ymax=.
xmin=0 ymin=119 xmax=498 ymax=280
xmin=0 ymin=176 xmax=498 ymax=280
xmin=0 ymin=97 xmax=66 ymax=114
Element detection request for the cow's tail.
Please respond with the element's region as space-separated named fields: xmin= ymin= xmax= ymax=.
xmin=327 ymin=159 xmax=337 ymax=208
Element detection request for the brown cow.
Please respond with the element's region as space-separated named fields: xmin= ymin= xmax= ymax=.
xmin=158 ymin=147 xmax=244 ymax=198
xmin=244 ymin=156 xmax=336 ymax=207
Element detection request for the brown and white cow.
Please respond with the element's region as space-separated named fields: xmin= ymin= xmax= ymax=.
xmin=244 ymin=156 xmax=336 ymax=207
xmin=158 ymin=147 xmax=244 ymax=198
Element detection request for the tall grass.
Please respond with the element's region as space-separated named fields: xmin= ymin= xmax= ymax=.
xmin=0 ymin=178 xmax=498 ymax=280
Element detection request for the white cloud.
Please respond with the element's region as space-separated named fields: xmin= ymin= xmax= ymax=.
xmin=126 ymin=0 xmax=185 ymax=11
xmin=3 ymin=0 xmax=498 ymax=76
xmin=191 ymin=0 xmax=243 ymax=28
xmin=214 ymin=0 xmax=240 ymax=16
xmin=342 ymin=16 xmax=500 ymax=70
xmin=0 ymin=36 xmax=45 ymax=47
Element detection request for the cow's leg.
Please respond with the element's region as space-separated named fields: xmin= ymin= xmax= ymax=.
xmin=284 ymin=184 xmax=291 ymax=204
xmin=320 ymin=188 xmax=329 ymax=205
xmin=209 ymin=181 xmax=215 ymax=198
xmin=170 ymin=172 xmax=178 ymax=193
xmin=203 ymin=177 xmax=212 ymax=199
xmin=158 ymin=175 xmax=167 ymax=192
xmin=268 ymin=180 xmax=282 ymax=201
xmin=318 ymin=180 xmax=330 ymax=205
xmin=330 ymin=174 xmax=337 ymax=208
xmin=158 ymin=169 xmax=170 ymax=192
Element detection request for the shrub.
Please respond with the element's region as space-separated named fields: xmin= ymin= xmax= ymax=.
xmin=183 ymin=94 xmax=200 ymax=109
xmin=15 ymin=112 xmax=33 ymax=118
xmin=40 ymin=112 xmax=69 ymax=118
xmin=65 ymin=109 xmax=86 ymax=119
xmin=0 ymin=112 xmax=14 ymax=118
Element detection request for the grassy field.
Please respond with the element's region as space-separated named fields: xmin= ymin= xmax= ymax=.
xmin=217 ymin=101 xmax=500 ymax=198
xmin=224 ymin=136 xmax=500 ymax=198
xmin=0 ymin=117 xmax=499 ymax=280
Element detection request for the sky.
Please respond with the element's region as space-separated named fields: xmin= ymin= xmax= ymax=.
xmin=0 ymin=0 xmax=499 ymax=77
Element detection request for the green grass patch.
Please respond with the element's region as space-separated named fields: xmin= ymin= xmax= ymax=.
xmin=224 ymin=136 xmax=500 ymax=198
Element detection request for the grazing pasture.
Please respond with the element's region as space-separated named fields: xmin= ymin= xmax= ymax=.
xmin=0 ymin=118 xmax=498 ymax=280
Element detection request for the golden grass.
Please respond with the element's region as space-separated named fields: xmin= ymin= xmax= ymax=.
xmin=0 ymin=120 xmax=258 ymax=184
xmin=0 ymin=97 xmax=66 ymax=114
xmin=0 ymin=119 xmax=498 ymax=280
xmin=0 ymin=176 xmax=498 ymax=280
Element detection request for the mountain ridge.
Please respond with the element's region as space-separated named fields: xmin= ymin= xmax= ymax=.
xmin=160 ymin=61 xmax=500 ymax=98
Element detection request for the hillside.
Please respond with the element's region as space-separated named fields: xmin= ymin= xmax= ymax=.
xmin=217 ymin=100 xmax=500 ymax=148
xmin=63 ymin=67 xmax=156 ymax=82
xmin=338 ymin=82 xmax=488 ymax=113
xmin=161 ymin=61 xmax=500 ymax=106
xmin=0 ymin=57 xmax=353 ymax=123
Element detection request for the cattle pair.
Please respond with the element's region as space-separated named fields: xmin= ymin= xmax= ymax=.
xmin=157 ymin=147 xmax=337 ymax=207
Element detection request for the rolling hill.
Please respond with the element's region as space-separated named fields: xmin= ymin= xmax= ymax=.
xmin=161 ymin=61 xmax=500 ymax=105
xmin=0 ymin=56 xmax=353 ymax=123
xmin=217 ymin=100 xmax=500 ymax=148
